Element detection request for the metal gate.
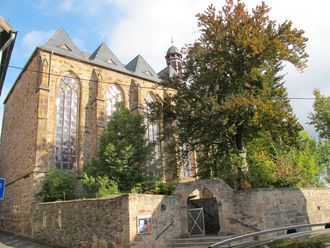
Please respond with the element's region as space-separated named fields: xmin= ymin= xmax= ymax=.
xmin=187 ymin=208 xmax=205 ymax=236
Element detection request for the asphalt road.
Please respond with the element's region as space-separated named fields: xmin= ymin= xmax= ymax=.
xmin=0 ymin=231 xmax=50 ymax=248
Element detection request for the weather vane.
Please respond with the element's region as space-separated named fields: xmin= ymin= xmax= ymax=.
xmin=171 ymin=37 xmax=174 ymax=46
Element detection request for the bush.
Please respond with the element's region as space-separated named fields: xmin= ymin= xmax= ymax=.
xmin=40 ymin=167 xmax=78 ymax=202
xmin=131 ymin=180 xmax=178 ymax=195
xmin=82 ymin=174 xmax=119 ymax=198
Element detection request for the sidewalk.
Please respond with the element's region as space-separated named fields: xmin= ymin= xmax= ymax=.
xmin=0 ymin=231 xmax=51 ymax=248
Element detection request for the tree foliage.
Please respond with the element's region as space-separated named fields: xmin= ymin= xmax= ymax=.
xmin=309 ymin=89 xmax=330 ymax=140
xmin=247 ymin=131 xmax=322 ymax=188
xmin=84 ymin=104 xmax=155 ymax=192
xmin=40 ymin=167 xmax=78 ymax=202
xmin=309 ymin=89 xmax=330 ymax=184
xmin=154 ymin=0 xmax=308 ymax=187
xmin=81 ymin=174 xmax=119 ymax=198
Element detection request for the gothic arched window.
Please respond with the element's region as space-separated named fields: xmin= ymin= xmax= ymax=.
xmin=55 ymin=75 xmax=79 ymax=170
xmin=105 ymin=84 xmax=123 ymax=120
xmin=144 ymin=93 xmax=161 ymax=178
xmin=144 ymin=94 xmax=159 ymax=144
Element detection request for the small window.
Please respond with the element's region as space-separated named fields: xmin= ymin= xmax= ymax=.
xmin=56 ymin=44 xmax=71 ymax=51
xmin=105 ymin=58 xmax=115 ymax=64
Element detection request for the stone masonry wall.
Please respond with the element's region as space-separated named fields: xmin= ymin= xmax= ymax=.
xmin=38 ymin=50 xmax=168 ymax=173
xmin=32 ymin=194 xmax=182 ymax=248
xmin=30 ymin=181 xmax=330 ymax=247
xmin=0 ymin=174 xmax=34 ymax=235
xmin=230 ymin=188 xmax=330 ymax=234
xmin=0 ymin=52 xmax=41 ymax=236
xmin=128 ymin=194 xmax=181 ymax=248
xmin=32 ymin=195 xmax=131 ymax=248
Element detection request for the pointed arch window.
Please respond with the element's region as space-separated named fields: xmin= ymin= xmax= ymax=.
xmin=105 ymin=84 xmax=123 ymax=120
xmin=55 ymin=75 xmax=79 ymax=170
xmin=144 ymin=94 xmax=159 ymax=144
xmin=144 ymin=94 xmax=161 ymax=177
xmin=182 ymin=144 xmax=194 ymax=177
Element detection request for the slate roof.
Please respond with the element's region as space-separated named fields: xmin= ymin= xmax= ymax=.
xmin=42 ymin=27 xmax=83 ymax=56
xmin=166 ymin=45 xmax=180 ymax=54
xmin=158 ymin=65 xmax=178 ymax=79
xmin=39 ymin=28 xmax=161 ymax=83
xmin=125 ymin=55 xmax=158 ymax=78
xmin=89 ymin=43 xmax=123 ymax=67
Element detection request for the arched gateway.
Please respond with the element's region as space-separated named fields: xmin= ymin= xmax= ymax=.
xmin=173 ymin=179 xmax=234 ymax=237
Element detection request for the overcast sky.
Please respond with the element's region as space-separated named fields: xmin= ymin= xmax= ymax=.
xmin=1 ymin=0 xmax=330 ymax=137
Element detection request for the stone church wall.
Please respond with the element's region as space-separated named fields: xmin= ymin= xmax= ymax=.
xmin=0 ymin=48 xmax=173 ymax=238
xmin=36 ymin=50 xmax=167 ymax=172
xmin=0 ymin=174 xmax=34 ymax=235
xmin=0 ymin=52 xmax=42 ymax=236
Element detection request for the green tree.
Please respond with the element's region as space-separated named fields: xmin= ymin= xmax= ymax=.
xmin=309 ymin=89 xmax=330 ymax=184
xmin=155 ymin=0 xmax=308 ymax=186
xmin=40 ymin=167 xmax=78 ymax=202
xmin=318 ymin=141 xmax=330 ymax=184
xmin=309 ymin=89 xmax=330 ymax=140
xmin=247 ymin=131 xmax=322 ymax=188
xmin=84 ymin=104 xmax=155 ymax=192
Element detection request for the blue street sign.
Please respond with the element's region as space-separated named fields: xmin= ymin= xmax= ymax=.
xmin=0 ymin=178 xmax=6 ymax=200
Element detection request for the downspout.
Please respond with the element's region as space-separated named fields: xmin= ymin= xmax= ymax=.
xmin=0 ymin=32 xmax=16 ymax=64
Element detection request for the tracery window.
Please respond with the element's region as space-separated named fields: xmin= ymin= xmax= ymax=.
xmin=105 ymin=84 xmax=123 ymax=120
xmin=144 ymin=94 xmax=161 ymax=176
xmin=182 ymin=144 xmax=193 ymax=177
xmin=144 ymin=94 xmax=159 ymax=145
xmin=55 ymin=75 xmax=79 ymax=170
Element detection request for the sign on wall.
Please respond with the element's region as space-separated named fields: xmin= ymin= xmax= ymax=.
xmin=137 ymin=215 xmax=152 ymax=235
xmin=0 ymin=178 xmax=5 ymax=200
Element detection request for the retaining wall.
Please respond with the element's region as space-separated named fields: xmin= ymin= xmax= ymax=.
xmin=30 ymin=181 xmax=330 ymax=247
xmin=32 ymin=194 xmax=181 ymax=248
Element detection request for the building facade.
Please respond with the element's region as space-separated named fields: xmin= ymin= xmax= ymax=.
xmin=0 ymin=17 xmax=17 ymax=95
xmin=0 ymin=28 xmax=194 ymax=235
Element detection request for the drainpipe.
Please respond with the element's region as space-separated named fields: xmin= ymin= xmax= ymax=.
xmin=0 ymin=32 xmax=16 ymax=65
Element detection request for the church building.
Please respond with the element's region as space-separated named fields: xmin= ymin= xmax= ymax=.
xmin=0 ymin=28 xmax=195 ymax=235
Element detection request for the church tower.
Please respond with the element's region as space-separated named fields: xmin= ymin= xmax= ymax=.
xmin=165 ymin=45 xmax=182 ymax=73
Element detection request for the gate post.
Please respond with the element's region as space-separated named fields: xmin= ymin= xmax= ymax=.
xmin=217 ymin=202 xmax=228 ymax=235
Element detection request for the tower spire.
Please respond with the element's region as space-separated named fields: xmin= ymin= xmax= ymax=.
xmin=165 ymin=42 xmax=182 ymax=74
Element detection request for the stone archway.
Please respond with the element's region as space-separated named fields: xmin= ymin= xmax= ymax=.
xmin=173 ymin=179 xmax=233 ymax=237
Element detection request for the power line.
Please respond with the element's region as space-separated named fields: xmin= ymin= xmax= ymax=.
xmin=7 ymin=64 xmax=167 ymax=91
xmin=5 ymin=64 xmax=317 ymax=100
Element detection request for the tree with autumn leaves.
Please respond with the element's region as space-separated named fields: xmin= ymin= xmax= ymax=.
xmin=153 ymin=0 xmax=325 ymax=188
